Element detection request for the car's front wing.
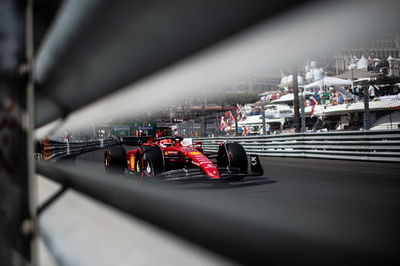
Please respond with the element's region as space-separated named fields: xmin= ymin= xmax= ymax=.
xmin=157 ymin=154 xmax=263 ymax=181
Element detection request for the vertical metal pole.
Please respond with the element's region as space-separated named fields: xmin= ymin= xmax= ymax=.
xmin=204 ymin=117 xmax=207 ymax=137
xmin=292 ymin=72 xmax=301 ymax=133
xmin=216 ymin=113 xmax=219 ymax=137
xmin=234 ymin=109 xmax=238 ymax=136
xmin=363 ymin=86 xmax=371 ymax=130
xmin=25 ymin=1 xmax=36 ymax=264
xmin=299 ymin=93 xmax=306 ymax=132
xmin=0 ymin=0 xmax=35 ymax=265
xmin=201 ymin=98 xmax=205 ymax=137
xmin=261 ymin=105 xmax=266 ymax=135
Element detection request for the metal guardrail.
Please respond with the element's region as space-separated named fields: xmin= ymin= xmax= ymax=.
xmin=194 ymin=130 xmax=400 ymax=162
xmin=40 ymin=130 xmax=400 ymax=163
xmin=40 ymin=138 xmax=116 ymax=162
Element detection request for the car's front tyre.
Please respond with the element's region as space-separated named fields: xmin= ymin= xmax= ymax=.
xmin=217 ymin=142 xmax=248 ymax=180
xmin=135 ymin=145 xmax=164 ymax=178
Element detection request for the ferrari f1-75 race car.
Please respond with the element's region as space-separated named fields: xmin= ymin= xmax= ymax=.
xmin=104 ymin=135 xmax=263 ymax=180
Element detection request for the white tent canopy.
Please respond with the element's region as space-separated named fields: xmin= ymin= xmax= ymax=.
xmin=270 ymin=91 xmax=313 ymax=103
xmin=304 ymin=76 xmax=352 ymax=89
xmin=357 ymin=55 xmax=368 ymax=69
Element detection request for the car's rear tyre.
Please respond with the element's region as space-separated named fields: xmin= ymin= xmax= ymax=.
xmin=135 ymin=145 xmax=164 ymax=178
xmin=218 ymin=142 xmax=248 ymax=179
xmin=104 ymin=145 xmax=126 ymax=174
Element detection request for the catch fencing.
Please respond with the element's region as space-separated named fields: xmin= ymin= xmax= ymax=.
xmin=195 ymin=129 xmax=400 ymax=162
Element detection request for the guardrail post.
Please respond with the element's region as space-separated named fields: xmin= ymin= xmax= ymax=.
xmin=0 ymin=0 xmax=36 ymax=265
xmin=261 ymin=105 xmax=266 ymax=135
xmin=292 ymin=71 xmax=301 ymax=133
xmin=66 ymin=140 xmax=70 ymax=155
xmin=299 ymin=94 xmax=306 ymax=132
xmin=363 ymin=85 xmax=371 ymax=130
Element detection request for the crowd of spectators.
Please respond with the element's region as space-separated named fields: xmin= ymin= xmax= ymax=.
xmin=301 ymin=83 xmax=399 ymax=107
xmin=302 ymin=89 xmax=344 ymax=107
xmin=324 ymin=83 xmax=399 ymax=105
xmin=259 ymin=80 xmax=400 ymax=111
xmin=304 ymin=86 xmax=366 ymax=106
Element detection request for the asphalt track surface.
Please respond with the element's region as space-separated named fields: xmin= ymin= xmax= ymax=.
xmin=55 ymin=147 xmax=400 ymax=264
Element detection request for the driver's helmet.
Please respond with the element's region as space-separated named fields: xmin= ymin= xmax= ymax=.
xmin=155 ymin=131 xmax=163 ymax=138
xmin=159 ymin=138 xmax=173 ymax=147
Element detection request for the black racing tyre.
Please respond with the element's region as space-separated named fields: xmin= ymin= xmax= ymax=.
xmin=104 ymin=145 xmax=126 ymax=174
xmin=218 ymin=142 xmax=248 ymax=174
xmin=136 ymin=145 xmax=164 ymax=178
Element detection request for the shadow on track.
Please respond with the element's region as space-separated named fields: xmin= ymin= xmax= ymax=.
xmin=154 ymin=176 xmax=276 ymax=190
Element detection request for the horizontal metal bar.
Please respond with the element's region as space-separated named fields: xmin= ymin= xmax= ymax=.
xmin=203 ymin=147 xmax=400 ymax=156
xmin=37 ymin=161 xmax=395 ymax=264
xmin=198 ymin=131 xmax=400 ymax=162
xmin=240 ymin=140 xmax=400 ymax=145
xmin=34 ymin=0 xmax=308 ymax=127
xmin=246 ymin=152 xmax=400 ymax=162
xmin=203 ymin=140 xmax=400 ymax=148
xmin=202 ymin=149 xmax=400 ymax=160
xmin=198 ymin=134 xmax=400 ymax=143
xmin=195 ymin=129 xmax=400 ymax=140
xmin=33 ymin=1 xmax=400 ymax=135
xmin=243 ymin=145 xmax=400 ymax=150
xmin=203 ymin=150 xmax=400 ymax=163
xmin=201 ymin=130 xmax=400 ymax=139
xmin=245 ymin=149 xmax=400 ymax=156
xmin=301 ymin=153 xmax=400 ymax=162
xmin=203 ymin=144 xmax=400 ymax=151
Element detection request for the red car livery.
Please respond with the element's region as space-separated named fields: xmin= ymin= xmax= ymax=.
xmin=104 ymin=135 xmax=263 ymax=180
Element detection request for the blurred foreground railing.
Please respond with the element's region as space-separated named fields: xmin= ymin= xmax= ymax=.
xmin=195 ymin=129 xmax=400 ymax=162
xmin=37 ymin=161 xmax=396 ymax=266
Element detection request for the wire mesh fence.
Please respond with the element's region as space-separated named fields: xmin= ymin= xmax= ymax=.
xmin=175 ymin=77 xmax=400 ymax=138
xmin=307 ymin=77 xmax=400 ymax=132
xmin=175 ymin=113 xmax=223 ymax=138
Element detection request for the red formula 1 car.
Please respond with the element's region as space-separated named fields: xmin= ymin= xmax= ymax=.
xmin=104 ymin=136 xmax=263 ymax=180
